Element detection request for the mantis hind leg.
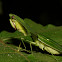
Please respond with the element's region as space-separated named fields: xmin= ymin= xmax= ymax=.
xmin=22 ymin=40 xmax=33 ymax=53
xmin=21 ymin=39 xmax=33 ymax=53
xmin=17 ymin=42 xmax=21 ymax=52
xmin=30 ymin=43 xmax=33 ymax=53
xmin=22 ymin=39 xmax=26 ymax=50
xmin=18 ymin=39 xmax=32 ymax=53
xmin=17 ymin=38 xmax=26 ymax=52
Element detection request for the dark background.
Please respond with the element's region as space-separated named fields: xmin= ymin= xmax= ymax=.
xmin=0 ymin=0 xmax=62 ymax=32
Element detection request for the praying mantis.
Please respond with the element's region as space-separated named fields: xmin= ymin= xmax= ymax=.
xmin=9 ymin=14 xmax=62 ymax=55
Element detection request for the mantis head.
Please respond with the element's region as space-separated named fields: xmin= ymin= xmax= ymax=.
xmin=9 ymin=14 xmax=28 ymax=36
xmin=9 ymin=14 xmax=17 ymax=30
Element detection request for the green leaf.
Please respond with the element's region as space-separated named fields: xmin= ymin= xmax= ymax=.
xmin=0 ymin=40 xmax=30 ymax=62
xmin=24 ymin=18 xmax=62 ymax=62
xmin=0 ymin=31 xmax=35 ymax=62
xmin=0 ymin=31 xmax=23 ymax=40
xmin=0 ymin=17 xmax=62 ymax=62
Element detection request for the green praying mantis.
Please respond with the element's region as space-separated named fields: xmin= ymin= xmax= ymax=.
xmin=9 ymin=14 xmax=62 ymax=55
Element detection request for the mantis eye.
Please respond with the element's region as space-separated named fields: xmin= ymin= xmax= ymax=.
xmin=12 ymin=16 xmax=14 ymax=19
